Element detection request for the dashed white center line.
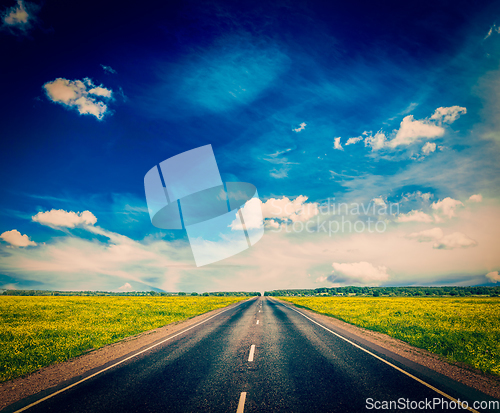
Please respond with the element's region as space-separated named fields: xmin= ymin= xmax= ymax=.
xmin=248 ymin=344 xmax=255 ymax=362
xmin=256 ymin=320 xmax=259 ymax=325
xmin=237 ymin=392 xmax=247 ymax=413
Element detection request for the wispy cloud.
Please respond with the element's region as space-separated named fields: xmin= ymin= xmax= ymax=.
xmin=293 ymin=122 xmax=307 ymax=132
xmin=484 ymin=24 xmax=500 ymax=40
xmin=101 ymin=64 xmax=116 ymax=74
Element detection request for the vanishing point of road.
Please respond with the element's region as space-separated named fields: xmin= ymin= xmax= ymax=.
xmin=4 ymin=297 xmax=499 ymax=413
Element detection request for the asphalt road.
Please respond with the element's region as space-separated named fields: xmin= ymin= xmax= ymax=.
xmin=5 ymin=297 xmax=499 ymax=413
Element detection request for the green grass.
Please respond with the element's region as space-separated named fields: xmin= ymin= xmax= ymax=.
xmin=0 ymin=296 xmax=247 ymax=382
xmin=278 ymin=296 xmax=500 ymax=376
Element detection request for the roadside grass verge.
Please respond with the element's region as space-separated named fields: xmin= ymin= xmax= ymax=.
xmin=0 ymin=296 xmax=247 ymax=383
xmin=278 ymin=297 xmax=500 ymax=376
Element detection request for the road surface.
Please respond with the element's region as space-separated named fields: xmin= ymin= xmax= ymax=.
xmin=4 ymin=297 xmax=499 ymax=413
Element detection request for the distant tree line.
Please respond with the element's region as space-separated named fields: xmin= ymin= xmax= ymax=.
xmin=1 ymin=290 xmax=261 ymax=297
xmin=264 ymin=286 xmax=500 ymax=297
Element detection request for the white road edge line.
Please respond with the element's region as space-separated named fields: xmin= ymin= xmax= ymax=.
xmin=248 ymin=344 xmax=256 ymax=362
xmin=272 ymin=299 xmax=480 ymax=413
xmin=13 ymin=300 xmax=249 ymax=413
xmin=237 ymin=392 xmax=247 ymax=413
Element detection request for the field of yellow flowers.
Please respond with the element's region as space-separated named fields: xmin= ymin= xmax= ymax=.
xmin=0 ymin=296 xmax=247 ymax=382
xmin=279 ymin=297 xmax=500 ymax=376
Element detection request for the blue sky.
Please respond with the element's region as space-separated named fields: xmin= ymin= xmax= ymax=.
xmin=1 ymin=0 xmax=500 ymax=292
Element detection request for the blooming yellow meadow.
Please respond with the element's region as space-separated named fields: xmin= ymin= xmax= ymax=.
xmin=279 ymin=297 xmax=500 ymax=376
xmin=0 ymin=296 xmax=247 ymax=382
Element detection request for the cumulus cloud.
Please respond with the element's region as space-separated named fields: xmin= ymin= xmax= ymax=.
xmin=388 ymin=115 xmax=444 ymax=148
xmin=364 ymin=131 xmax=387 ymax=151
xmin=330 ymin=262 xmax=389 ymax=286
xmin=333 ymin=137 xmax=343 ymax=151
xmin=397 ymin=210 xmax=434 ymax=223
xmin=315 ymin=276 xmax=327 ymax=283
xmin=486 ymin=271 xmax=500 ymax=283
xmin=2 ymin=0 xmax=37 ymax=33
xmin=430 ymin=106 xmax=467 ymax=125
xmin=346 ymin=136 xmax=363 ymax=145
xmin=433 ymin=232 xmax=477 ymax=250
xmin=43 ymin=78 xmax=113 ymax=120
xmin=422 ymin=142 xmax=436 ymax=155
xmin=0 ymin=229 xmax=36 ymax=247
xmin=32 ymin=209 xmax=97 ymax=228
xmin=230 ymin=198 xmax=264 ymax=231
xmin=468 ymin=194 xmax=483 ymax=203
xmin=365 ymin=106 xmax=466 ymax=151
xmin=431 ymin=197 xmax=463 ymax=218
xmin=293 ymin=122 xmax=307 ymax=132
xmin=261 ymin=195 xmax=319 ymax=223
xmin=407 ymin=227 xmax=444 ymax=242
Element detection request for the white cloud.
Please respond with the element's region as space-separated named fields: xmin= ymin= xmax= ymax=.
xmin=422 ymin=142 xmax=436 ymax=155
xmin=468 ymin=194 xmax=483 ymax=203
xmin=486 ymin=271 xmax=500 ymax=283
xmin=1 ymin=229 xmax=36 ymax=247
xmin=2 ymin=200 xmax=500 ymax=292
xmin=433 ymin=232 xmax=477 ymax=250
xmin=373 ymin=197 xmax=386 ymax=207
xmin=2 ymin=0 xmax=37 ymax=32
xmin=293 ymin=122 xmax=306 ymax=132
xmin=346 ymin=136 xmax=363 ymax=145
xmin=315 ymin=276 xmax=327 ymax=283
xmin=388 ymin=115 xmax=444 ymax=148
xmin=43 ymin=78 xmax=113 ymax=120
xmin=397 ymin=210 xmax=434 ymax=223
xmin=261 ymin=195 xmax=319 ymax=223
xmin=32 ymin=209 xmax=97 ymax=228
xmin=407 ymin=227 xmax=444 ymax=242
xmin=118 ymin=282 xmax=133 ymax=291
xmin=364 ymin=131 xmax=387 ymax=151
xmin=330 ymin=262 xmax=389 ymax=286
xmin=230 ymin=198 xmax=264 ymax=231
xmin=430 ymin=106 xmax=467 ymax=125
xmin=364 ymin=106 xmax=465 ymax=151
xmin=333 ymin=137 xmax=343 ymax=151
xmin=101 ymin=64 xmax=116 ymax=74
xmin=432 ymin=197 xmax=464 ymax=218
xmin=407 ymin=227 xmax=477 ymax=249
xmin=265 ymin=219 xmax=280 ymax=229
xmin=88 ymin=86 xmax=112 ymax=98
